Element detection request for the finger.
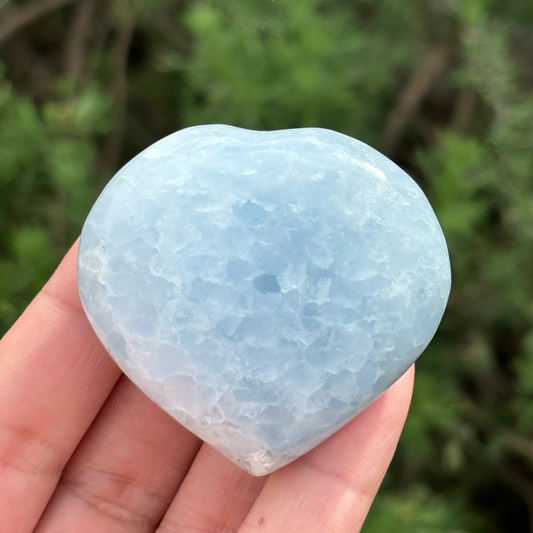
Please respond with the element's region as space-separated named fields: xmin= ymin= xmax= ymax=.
xmin=157 ymin=445 xmax=267 ymax=533
xmin=238 ymin=366 xmax=415 ymax=533
xmin=0 ymin=241 xmax=122 ymax=533
xmin=35 ymin=376 xmax=202 ymax=533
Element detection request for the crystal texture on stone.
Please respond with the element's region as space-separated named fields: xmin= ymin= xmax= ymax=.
xmin=77 ymin=125 xmax=451 ymax=475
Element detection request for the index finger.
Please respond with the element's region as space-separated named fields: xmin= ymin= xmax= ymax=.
xmin=0 ymin=241 xmax=122 ymax=533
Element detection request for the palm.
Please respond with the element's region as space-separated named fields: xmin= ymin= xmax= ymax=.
xmin=0 ymin=242 xmax=413 ymax=533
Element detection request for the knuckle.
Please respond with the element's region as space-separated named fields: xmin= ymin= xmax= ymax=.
xmin=0 ymin=424 xmax=64 ymax=479
xmin=60 ymin=465 xmax=170 ymax=529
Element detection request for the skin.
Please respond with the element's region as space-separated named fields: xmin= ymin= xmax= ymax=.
xmin=0 ymin=241 xmax=414 ymax=533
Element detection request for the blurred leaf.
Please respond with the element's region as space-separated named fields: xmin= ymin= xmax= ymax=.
xmin=401 ymin=369 xmax=461 ymax=463
xmin=180 ymin=0 xmax=422 ymax=142
xmin=45 ymin=139 xmax=92 ymax=191
xmin=364 ymin=485 xmax=483 ymax=533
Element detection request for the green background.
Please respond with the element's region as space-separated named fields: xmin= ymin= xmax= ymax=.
xmin=1 ymin=0 xmax=533 ymax=530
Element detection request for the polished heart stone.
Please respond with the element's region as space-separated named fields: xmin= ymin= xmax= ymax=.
xmin=77 ymin=125 xmax=451 ymax=475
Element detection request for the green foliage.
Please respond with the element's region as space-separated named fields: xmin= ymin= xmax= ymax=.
xmin=181 ymin=0 xmax=421 ymax=142
xmin=461 ymin=19 xmax=515 ymax=105
xmin=0 ymin=71 xmax=109 ymax=329
xmin=0 ymin=226 xmax=55 ymax=324
xmin=364 ymin=486 xmax=482 ymax=533
xmin=1 ymin=0 xmax=533 ymax=530
xmin=401 ymin=366 xmax=462 ymax=464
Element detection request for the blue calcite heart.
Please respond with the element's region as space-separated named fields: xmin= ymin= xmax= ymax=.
xmin=78 ymin=125 xmax=451 ymax=475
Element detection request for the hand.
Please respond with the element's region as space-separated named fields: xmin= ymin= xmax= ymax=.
xmin=0 ymin=241 xmax=414 ymax=533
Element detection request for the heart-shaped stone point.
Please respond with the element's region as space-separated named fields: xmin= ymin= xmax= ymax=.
xmin=78 ymin=125 xmax=451 ymax=475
